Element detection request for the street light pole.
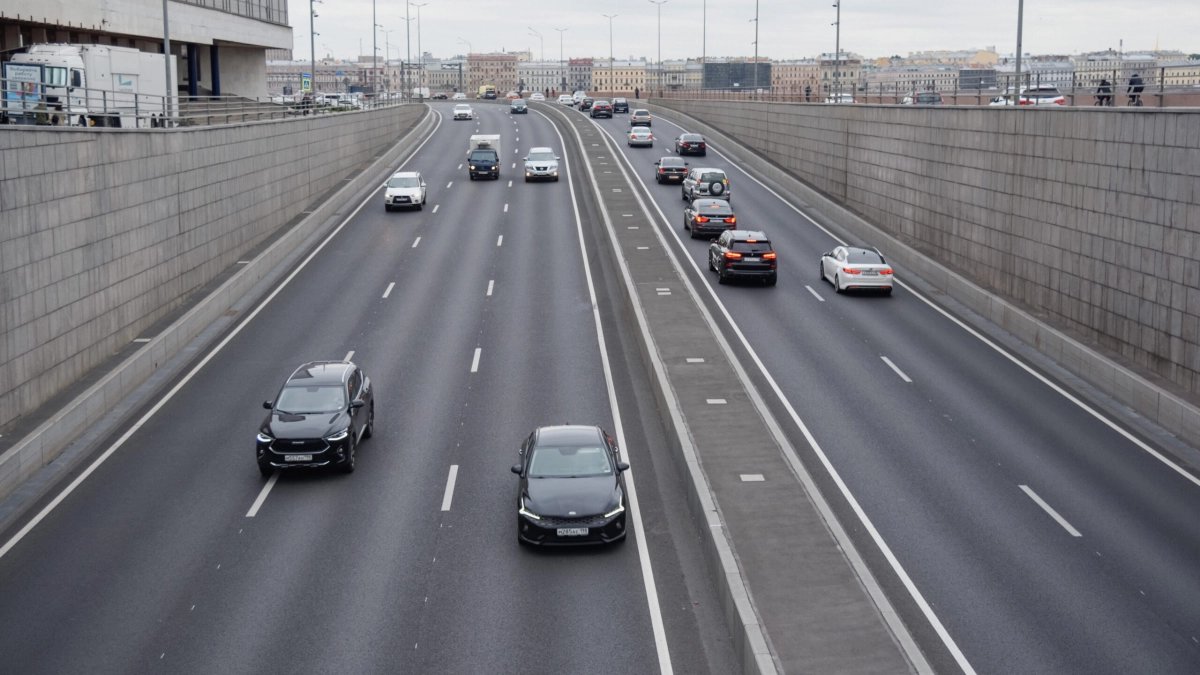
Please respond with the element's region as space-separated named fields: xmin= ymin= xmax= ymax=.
xmin=833 ymin=0 xmax=841 ymax=99
xmin=378 ymin=27 xmax=393 ymax=92
xmin=650 ymin=1 xmax=666 ymax=96
xmin=555 ymin=28 xmax=568 ymax=92
xmin=602 ymin=14 xmax=617 ymax=99
xmin=751 ymin=0 xmax=759 ymax=93
xmin=310 ymin=0 xmax=318 ymax=94
xmin=1014 ymin=0 xmax=1024 ymax=96
xmin=411 ymin=3 xmax=427 ymax=94
xmin=161 ymin=0 xmax=173 ymax=114
xmin=372 ymin=0 xmax=377 ymax=94
xmin=702 ymin=0 xmax=706 ymax=90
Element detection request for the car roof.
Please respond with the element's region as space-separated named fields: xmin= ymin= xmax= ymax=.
xmin=528 ymin=146 xmax=554 ymax=153
xmin=659 ymin=156 xmax=685 ymax=163
xmin=728 ymin=230 xmax=769 ymax=240
xmin=680 ymin=133 xmax=703 ymax=138
xmin=535 ymin=425 xmax=604 ymax=445
xmin=287 ymin=361 xmax=352 ymax=385
xmin=693 ymin=167 xmax=726 ymax=174
xmin=391 ymin=171 xmax=420 ymax=178
xmin=693 ymin=198 xmax=732 ymax=208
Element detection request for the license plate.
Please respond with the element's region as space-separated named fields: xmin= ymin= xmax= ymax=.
xmin=284 ymin=454 xmax=312 ymax=462
xmin=745 ymin=257 xmax=760 ymax=262
xmin=557 ymin=527 xmax=589 ymax=537
xmin=863 ymin=271 xmax=878 ymax=276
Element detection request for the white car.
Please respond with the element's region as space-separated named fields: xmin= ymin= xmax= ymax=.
xmin=453 ymin=104 xmax=474 ymax=120
xmin=558 ymin=94 xmax=574 ymax=105
xmin=452 ymin=92 xmax=468 ymax=100
xmin=988 ymin=86 xmax=1066 ymax=106
xmin=529 ymin=92 xmax=545 ymax=101
xmin=819 ymin=246 xmax=894 ymax=294
xmin=523 ymin=147 xmax=560 ymax=182
xmin=824 ymin=94 xmax=856 ymax=104
xmin=628 ymin=127 xmax=654 ymax=147
xmin=384 ymin=171 xmax=427 ymax=211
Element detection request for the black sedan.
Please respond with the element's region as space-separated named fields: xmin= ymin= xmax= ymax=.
xmin=684 ymin=198 xmax=737 ymax=239
xmin=675 ymin=133 xmax=707 ymax=156
xmin=256 ymin=361 xmax=374 ymax=475
xmin=654 ymin=156 xmax=688 ymax=183
xmin=512 ymin=425 xmax=629 ymax=546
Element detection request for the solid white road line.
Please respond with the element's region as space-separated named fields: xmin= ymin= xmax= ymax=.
xmin=805 ymin=285 xmax=826 ymax=302
xmin=504 ymin=204 xmax=509 ymax=212
xmin=412 ymin=237 xmax=421 ymax=248
xmin=344 ymin=350 xmax=355 ymax=362
xmin=441 ymin=465 xmax=459 ymax=512
xmin=133 ymin=338 xmax=152 ymax=343
xmin=497 ymin=235 xmax=503 ymax=246
xmin=245 ymin=470 xmax=280 ymax=517
xmin=539 ymin=109 xmax=673 ymax=674
xmin=432 ymin=204 xmax=439 ymax=213
xmin=1019 ymin=485 xmax=1082 ymax=537
xmin=881 ymin=356 xmax=913 ymax=383
xmin=383 ymin=282 xmax=395 ymax=298
xmin=487 ymin=280 xmax=494 ymax=296
xmin=470 ymin=348 xmax=481 ymax=373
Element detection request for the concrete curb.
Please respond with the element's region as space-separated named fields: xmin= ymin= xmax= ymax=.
xmin=0 ymin=105 xmax=435 ymax=505
xmin=536 ymin=103 xmax=777 ymax=675
xmin=643 ymin=99 xmax=1200 ymax=467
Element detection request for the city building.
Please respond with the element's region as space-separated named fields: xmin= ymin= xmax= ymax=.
xmin=772 ymin=60 xmax=821 ymax=97
xmin=993 ymin=60 xmax=1076 ymax=90
xmin=267 ymin=58 xmax=364 ymax=95
xmin=646 ymin=59 xmax=703 ymax=92
xmin=819 ymin=53 xmax=863 ymax=94
xmin=1071 ymin=51 xmax=1158 ymax=87
xmin=266 ymin=48 xmax=293 ymax=61
xmin=862 ymin=65 xmax=959 ymax=94
xmin=426 ymin=60 xmax=466 ymax=93
xmin=466 ymin=53 xmax=519 ymax=92
xmin=518 ymin=60 xmax=568 ymax=93
xmin=1161 ymin=61 xmax=1200 ymax=87
xmin=0 ymin=0 xmax=291 ymax=99
xmin=568 ymin=58 xmax=593 ymax=93
xmin=906 ymin=49 xmax=998 ymax=67
xmin=702 ymin=58 xmax=772 ymax=91
xmin=592 ymin=60 xmax=647 ymax=96
xmin=959 ymin=68 xmax=999 ymax=91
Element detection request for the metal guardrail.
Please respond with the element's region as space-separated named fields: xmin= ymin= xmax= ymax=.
xmin=1 ymin=77 xmax=413 ymax=129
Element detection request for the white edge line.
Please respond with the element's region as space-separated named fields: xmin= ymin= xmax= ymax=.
xmin=592 ymin=114 xmax=944 ymax=675
xmin=470 ymin=347 xmax=481 ymax=373
xmin=383 ymin=282 xmax=395 ymax=298
xmin=539 ymin=108 xmax=674 ymax=675
xmin=245 ymin=470 xmax=280 ymax=517
xmin=1019 ymin=485 xmax=1082 ymax=537
xmin=0 ymin=109 xmax=446 ymax=562
xmin=881 ymin=356 xmax=913 ymax=383
xmin=440 ymin=465 xmax=459 ymax=512
xmin=804 ymin=285 xmax=825 ymax=302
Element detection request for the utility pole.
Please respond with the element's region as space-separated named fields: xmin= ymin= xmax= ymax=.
xmin=412 ymin=3 xmax=427 ymax=94
xmin=1014 ymin=0 xmax=1024 ymax=96
xmin=702 ymin=0 xmax=706 ymax=90
xmin=833 ymin=0 xmax=841 ymax=99
xmin=458 ymin=38 xmax=470 ymax=94
xmin=650 ymin=0 xmax=666 ymax=96
xmin=555 ymin=28 xmax=568 ymax=92
xmin=372 ymin=0 xmax=377 ymax=94
xmin=310 ymin=0 xmax=318 ymax=94
xmin=405 ymin=1 xmax=411 ymax=99
xmin=751 ymin=0 xmax=759 ymax=93
xmin=602 ymin=14 xmax=617 ymax=99
xmin=161 ymin=0 xmax=173 ymax=115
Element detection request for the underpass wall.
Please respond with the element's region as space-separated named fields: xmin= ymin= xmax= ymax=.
xmin=0 ymin=105 xmax=425 ymax=432
xmin=650 ymin=100 xmax=1200 ymax=399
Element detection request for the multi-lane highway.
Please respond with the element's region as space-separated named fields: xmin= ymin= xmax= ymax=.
xmin=0 ymin=103 xmax=739 ymax=675
xmin=575 ymin=102 xmax=1200 ymax=675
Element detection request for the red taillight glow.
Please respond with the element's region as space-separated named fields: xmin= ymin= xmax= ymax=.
xmin=843 ymin=268 xmax=862 ymax=275
xmin=727 ymin=216 xmax=737 ymax=224
xmin=694 ymin=216 xmax=709 ymax=223
xmin=658 ymin=168 xmax=665 ymax=173
xmin=880 ymin=268 xmax=894 ymax=275
xmin=745 ymin=239 xmax=757 ymax=243
xmin=762 ymin=252 xmax=777 ymax=260
xmin=724 ymin=251 xmax=743 ymax=259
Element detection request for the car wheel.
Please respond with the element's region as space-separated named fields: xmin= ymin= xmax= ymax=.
xmin=525 ymin=176 xmax=531 ymax=182
xmin=384 ymin=204 xmax=393 ymax=212
xmin=554 ymin=176 xmax=560 ymax=182
xmin=834 ymin=274 xmax=843 ymax=294
xmin=700 ymin=151 xmax=707 ymax=157
xmin=258 ymin=463 xmax=273 ymax=477
xmin=766 ymin=275 xmax=778 ymax=287
xmin=709 ymin=253 xmax=717 ymax=271
xmin=469 ymin=175 xmax=475 ymax=181
xmin=681 ymin=189 xmax=688 ymax=201
xmin=683 ymin=218 xmax=690 ymax=231
xmin=818 ymin=262 xmax=825 ymax=281
xmin=884 ymin=288 xmax=893 ymax=296
xmin=415 ymin=201 xmax=423 ymax=210
xmin=338 ymin=436 xmax=357 ymax=473
xmin=718 ymin=270 xmax=729 ymax=285
xmin=362 ymin=404 xmax=374 ymax=439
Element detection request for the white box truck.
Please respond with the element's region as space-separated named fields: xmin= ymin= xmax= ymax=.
xmin=412 ymin=87 xmax=430 ymax=100
xmin=4 ymin=44 xmax=177 ymax=127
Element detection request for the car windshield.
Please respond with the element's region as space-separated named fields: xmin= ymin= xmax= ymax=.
xmin=512 ymin=101 xmax=526 ymax=106
xmin=614 ymin=98 xmax=626 ymax=103
xmin=700 ymin=172 xmax=726 ymax=182
xmin=732 ymin=241 xmax=771 ymax=252
xmin=455 ymin=105 xmax=470 ymax=110
xmin=275 ymin=385 xmax=346 ymax=414
xmin=528 ymin=445 xmax=613 ymax=478
xmin=527 ymin=151 xmax=555 ymax=161
xmin=634 ymin=110 xmax=649 ymax=115
xmin=697 ymin=203 xmax=733 ymax=215
xmin=469 ymin=150 xmax=497 ymax=162
xmin=682 ymin=134 xmax=703 ymax=141
xmin=388 ymin=177 xmax=420 ymax=188
xmin=847 ymin=250 xmax=885 ymax=264
xmin=916 ymin=93 xmax=940 ymax=103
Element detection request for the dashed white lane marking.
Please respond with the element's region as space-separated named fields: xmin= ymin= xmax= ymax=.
xmin=412 ymin=237 xmax=421 ymax=248
xmin=237 ymin=260 xmax=251 ymax=264
xmin=514 ymin=148 xmax=518 ymax=154
xmin=344 ymin=350 xmax=355 ymax=361
xmin=508 ymin=180 xmax=513 ymax=187
xmin=497 ymin=235 xmax=504 ymax=246
xmin=383 ymin=282 xmax=395 ymax=298
xmin=446 ymin=181 xmax=453 ymax=188
xmin=880 ymin=356 xmax=912 ymax=383
xmin=504 ymin=204 xmax=509 ymax=212
xmin=1019 ymin=485 xmax=1082 ymax=537
xmin=457 ymin=164 xmax=462 ymax=170
xmin=612 ymin=188 xmax=622 ymax=192
xmin=487 ymin=280 xmax=494 ymax=296
xmin=686 ymin=358 xmax=705 ymax=363
xmin=628 ymin=226 xmax=639 ymax=229
xmin=441 ymin=465 xmax=459 ymax=511
xmin=512 ymin=162 xmax=516 ymax=168
xmin=133 ymin=338 xmax=152 ymax=343
xmin=805 ymin=285 xmax=825 ymax=302
xmin=622 ymin=214 xmax=633 ymax=217
xmin=706 ymin=398 xmax=727 ymax=405
xmin=470 ymin=348 xmax=482 ymax=373
xmin=637 ymin=246 xmax=649 ymax=250
xmin=516 ymin=137 xmax=519 ymax=141
xmin=604 ymin=171 xmax=613 ymax=174
xmin=245 ymin=470 xmax=280 ymax=517
xmin=432 ymin=204 xmax=440 ymax=213
xmin=740 ymin=474 xmax=765 ymax=482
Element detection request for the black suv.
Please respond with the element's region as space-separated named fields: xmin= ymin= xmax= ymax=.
xmin=468 ymin=148 xmax=500 ymax=180
xmin=256 ymin=362 xmax=375 ymax=475
xmin=511 ymin=99 xmax=528 ymax=114
xmin=612 ymin=97 xmax=629 ymax=113
xmin=580 ymin=97 xmax=595 ymax=111
xmin=684 ymin=198 xmax=737 ymax=239
xmin=590 ymin=100 xmax=613 ymax=118
xmin=708 ymin=230 xmax=777 ymax=285
xmin=653 ymin=156 xmax=688 ymax=183
xmin=675 ymin=133 xmax=707 ymax=156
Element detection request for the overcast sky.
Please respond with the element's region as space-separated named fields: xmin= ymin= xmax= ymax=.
xmin=286 ymin=0 xmax=1199 ymax=62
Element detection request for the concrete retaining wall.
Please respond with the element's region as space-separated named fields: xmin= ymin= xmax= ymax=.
xmin=650 ymin=100 xmax=1200 ymax=398
xmin=0 ymin=105 xmax=425 ymax=433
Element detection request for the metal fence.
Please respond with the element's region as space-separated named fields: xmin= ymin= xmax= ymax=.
xmin=1 ymin=77 xmax=413 ymax=129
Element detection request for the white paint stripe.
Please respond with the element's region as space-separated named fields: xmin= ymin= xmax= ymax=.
xmin=707 ymin=398 xmax=727 ymax=404
xmin=1019 ymin=485 xmax=1082 ymax=537
xmin=441 ymin=465 xmax=459 ymax=511
xmin=537 ymin=109 xmax=673 ymax=674
xmin=637 ymin=246 xmax=649 ymax=250
xmin=457 ymin=164 xmax=462 ymax=170
xmin=132 ymin=338 xmax=152 ymax=343
xmin=383 ymin=282 xmax=395 ymax=298
xmin=245 ymin=470 xmax=280 ymax=517
xmin=487 ymin=280 xmax=494 ymax=296
xmin=412 ymin=237 xmax=421 ymax=248
xmin=470 ymin=348 xmax=481 ymax=373
xmin=237 ymin=260 xmax=251 ymax=264
xmin=881 ymin=356 xmax=912 ymax=383
xmin=740 ymin=474 xmax=765 ymax=482
xmin=514 ymin=148 xmax=518 ymax=153
xmin=432 ymin=204 xmax=439 ymax=213
xmin=504 ymin=204 xmax=509 ymax=212
xmin=805 ymin=285 xmax=826 ymax=302
xmin=497 ymin=235 xmax=503 ymax=246
xmin=446 ymin=181 xmax=453 ymax=188
xmin=344 ymin=350 xmax=354 ymax=362
xmin=686 ymin=358 xmax=705 ymax=363
xmin=511 ymin=162 xmax=516 ymax=168
xmin=628 ymin=226 xmax=639 ymax=229
xmin=508 ymin=180 xmax=513 ymax=187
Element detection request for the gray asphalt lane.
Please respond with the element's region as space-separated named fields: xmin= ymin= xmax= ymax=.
xmin=0 ymin=103 xmax=735 ymax=675
xmin=585 ymin=106 xmax=1200 ymax=674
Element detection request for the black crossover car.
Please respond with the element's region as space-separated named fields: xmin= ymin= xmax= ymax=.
xmin=684 ymin=198 xmax=737 ymax=239
xmin=256 ymin=361 xmax=374 ymax=475
xmin=612 ymin=97 xmax=629 ymax=113
xmin=708 ymin=230 xmax=777 ymax=285
xmin=468 ymin=148 xmax=501 ymax=180
xmin=512 ymin=425 xmax=629 ymax=546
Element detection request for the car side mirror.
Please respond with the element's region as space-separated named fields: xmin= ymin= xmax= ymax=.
xmin=263 ymin=400 xmax=273 ymax=410
xmin=511 ymin=463 xmax=523 ymax=475
xmin=555 ymin=156 xmax=561 ymax=160
xmin=616 ymin=461 xmax=630 ymax=472
xmin=654 ymin=161 xmax=660 ymax=165
xmin=350 ymin=399 xmax=365 ymax=409
xmin=421 ymin=182 xmax=426 ymax=187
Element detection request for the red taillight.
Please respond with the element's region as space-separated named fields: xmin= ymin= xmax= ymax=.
xmin=724 ymin=251 xmax=742 ymax=259
xmin=682 ymin=142 xmax=690 ymax=147
xmin=843 ymin=268 xmax=862 ymax=275
xmin=658 ymin=168 xmax=665 ymax=173
xmin=1054 ymin=99 xmax=1065 ymax=105
xmin=649 ymin=135 xmax=654 ymax=140
xmin=695 ymin=216 xmax=709 ymax=223
xmin=879 ymin=268 xmax=893 ymax=275
xmin=727 ymin=216 xmax=736 ymax=224
xmin=698 ymin=142 xmax=706 ymax=148
xmin=762 ymin=252 xmax=777 ymax=260
xmin=631 ymin=135 xmax=636 ymax=139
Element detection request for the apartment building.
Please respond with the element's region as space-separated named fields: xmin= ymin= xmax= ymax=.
xmin=772 ymin=60 xmax=821 ymax=96
xmin=906 ymin=49 xmax=999 ymax=67
xmin=466 ymin=53 xmax=519 ymax=92
xmin=819 ymin=52 xmax=863 ymax=94
xmin=518 ymin=60 xmax=568 ymax=93
xmin=703 ymin=59 xmax=772 ymax=90
xmin=592 ymin=60 xmax=646 ymax=96
xmin=568 ymin=58 xmax=593 ymax=92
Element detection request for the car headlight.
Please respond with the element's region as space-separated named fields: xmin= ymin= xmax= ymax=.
xmin=256 ymin=432 xmax=274 ymax=443
xmin=519 ymin=497 xmax=541 ymax=520
xmin=469 ymin=165 xmax=476 ymax=170
xmin=325 ymin=429 xmax=350 ymax=442
xmin=604 ymin=498 xmax=625 ymax=519
xmin=491 ymin=166 xmax=497 ymax=170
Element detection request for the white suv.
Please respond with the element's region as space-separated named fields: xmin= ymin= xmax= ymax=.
xmin=384 ymin=171 xmax=427 ymax=211
xmin=523 ymin=147 xmax=560 ymax=182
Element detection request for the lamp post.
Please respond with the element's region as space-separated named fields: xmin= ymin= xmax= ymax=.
xmin=309 ymin=0 xmax=321 ymax=94
xmin=372 ymin=0 xmax=377 ymax=93
xmin=750 ymin=0 xmax=759 ymax=94
xmin=161 ymin=0 xmax=173 ymax=115
xmin=555 ymin=28 xmax=568 ymax=92
xmin=458 ymin=38 xmax=471 ymax=94
xmin=832 ymin=0 xmax=841 ymax=99
xmin=378 ymin=27 xmax=393 ymax=93
xmin=404 ymin=1 xmax=411 ymax=99
xmin=602 ymin=14 xmax=617 ymax=99
xmin=1014 ymin=0 xmax=1024 ymax=96
xmin=649 ymin=0 xmax=666 ymax=96
xmin=702 ymin=0 xmax=706 ymax=90
xmin=528 ymin=28 xmax=543 ymax=93
xmin=411 ymin=3 xmax=427 ymax=94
